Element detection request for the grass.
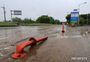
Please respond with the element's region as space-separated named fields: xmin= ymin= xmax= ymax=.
xmin=23 ymin=23 xmax=60 ymax=26
xmin=0 ymin=22 xmax=17 ymax=26
xmin=0 ymin=22 xmax=60 ymax=27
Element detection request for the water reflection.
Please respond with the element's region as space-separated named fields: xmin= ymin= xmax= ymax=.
xmin=0 ymin=26 xmax=39 ymax=45
xmin=61 ymin=32 xmax=64 ymax=36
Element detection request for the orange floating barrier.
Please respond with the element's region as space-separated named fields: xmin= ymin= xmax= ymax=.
xmin=12 ymin=37 xmax=48 ymax=59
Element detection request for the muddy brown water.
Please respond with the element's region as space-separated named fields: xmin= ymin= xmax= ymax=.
xmin=0 ymin=26 xmax=90 ymax=62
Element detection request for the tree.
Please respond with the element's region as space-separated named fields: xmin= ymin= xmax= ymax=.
xmin=49 ymin=17 xmax=55 ymax=24
xmin=12 ymin=17 xmax=22 ymax=23
xmin=23 ymin=18 xmax=35 ymax=24
xmin=66 ymin=14 xmax=71 ymax=24
xmin=79 ymin=14 xmax=90 ymax=25
xmin=36 ymin=15 xmax=57 ymax=24
xmin=54 ymin=19 xmax=60 ymax=24
xmin=79 ymin=17 xmax=85 ymax=25
xmin=36 ymin=15 xmax=50 ymax=23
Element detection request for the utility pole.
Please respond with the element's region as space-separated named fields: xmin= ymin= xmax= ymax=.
xmin=10 ymin=10 xmax=13 ymax=22
xmin=1 ymin=6 xmax=6 ymax=22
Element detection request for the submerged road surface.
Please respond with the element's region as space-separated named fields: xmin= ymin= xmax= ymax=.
xmin=0 ymin=26 xmax=90 ymax=62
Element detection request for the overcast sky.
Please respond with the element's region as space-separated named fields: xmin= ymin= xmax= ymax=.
xmin=0 ymin=0 xmax=90 ymax=22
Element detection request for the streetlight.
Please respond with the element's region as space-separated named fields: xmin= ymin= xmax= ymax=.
xmin=78 ymin=2 xmax=87 ymax=25
xmin=78 ymin=2 xmax=87 ymax=10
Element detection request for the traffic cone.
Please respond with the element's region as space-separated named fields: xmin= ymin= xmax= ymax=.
xmin=62 ymin=24 xmax=65 ymax=33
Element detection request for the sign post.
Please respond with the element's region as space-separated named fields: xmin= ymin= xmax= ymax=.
xmin=10 ymin=10 xmax=22 ymax=22
xmin=70 ymin=9 xmax=79 ymax=24
xmin=13 ymin=10 xmax=22 ymax=15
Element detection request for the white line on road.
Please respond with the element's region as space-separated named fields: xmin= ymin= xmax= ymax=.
xmin=60 ymin=35 xmax=82 ymax=39
xmin=0 ymin=37 xmax=8 ymax=40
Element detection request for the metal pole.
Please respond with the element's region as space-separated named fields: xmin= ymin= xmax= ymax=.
xmin=10 ymin=10 xmax=13 ymax=22
xmin=78 ymin=9 xmax=80 ymax=25
xmin=78 ymin=4 xmax=81 ymax=25
xmin=2 ymin=6 xmax=6 ymax=22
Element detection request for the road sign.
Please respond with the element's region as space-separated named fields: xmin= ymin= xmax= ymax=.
xmin=10 ymin=10 xmax=22 ymax=21
xmin=13 ymin=10 xmax=22 ymax=15
xmin=70 ymin=9 xmax=79 ymax=23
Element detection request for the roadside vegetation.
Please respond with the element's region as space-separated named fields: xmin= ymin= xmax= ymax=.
xmin=23 ymin=23 xmax=60 ymax=26
xmin=66 ymin=14 xmax=90 ymax=26
xmin=0 ymin=22 xmax=17 ymax=27
xmin=0 ymin=15 xmax=61 ymax=26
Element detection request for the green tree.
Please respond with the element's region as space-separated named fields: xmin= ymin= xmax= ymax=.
xmin=66 ymin=14 xmax=71 ymax=24
xmin=36 ymin=15 xmax=56 ymax=24
xmin=49 ymin=17 xmax=55 ymax=24
xmin=12 ymin=17 xmax=22 ymax=23
xmin=23 ymin=18 xmax=35 ymax=24
xmin=54 ymin=19 xmax=60 ymax=24
xmin=79 ymin=17 xmax=85 ymax=25
xmin=80 ymin=14 xmax=90 ymax=25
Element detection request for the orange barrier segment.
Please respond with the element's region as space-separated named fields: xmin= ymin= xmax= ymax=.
xmin=12 ymin=37 xmax=48 ymax=59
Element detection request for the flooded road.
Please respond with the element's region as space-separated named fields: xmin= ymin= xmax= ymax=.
xmin=0 ymin=26 xmax=90 ymax=62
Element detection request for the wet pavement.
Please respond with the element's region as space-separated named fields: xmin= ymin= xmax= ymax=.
xmin=0 ymin=26 xmax=90 ymax=62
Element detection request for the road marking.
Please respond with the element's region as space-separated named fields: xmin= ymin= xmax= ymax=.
xmin=0 ymin=37 xmax=8 ymax=40
xmin=4 ymin=46 xmax=12 ymax=50
xmin=60 ymin=35 xmax=82 ymax=39
xmin=71 ymin=57 xmax=87 ymax=61
xmin=0 ymin=45 xmax=12 ymax=50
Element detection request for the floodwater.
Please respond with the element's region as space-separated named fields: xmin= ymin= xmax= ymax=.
xmin=0 ymin=26 xmax=90 ymax=62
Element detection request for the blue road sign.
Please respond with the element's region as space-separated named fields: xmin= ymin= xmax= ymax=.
xmin=70 ymin=10 xmax=79 ymax=23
